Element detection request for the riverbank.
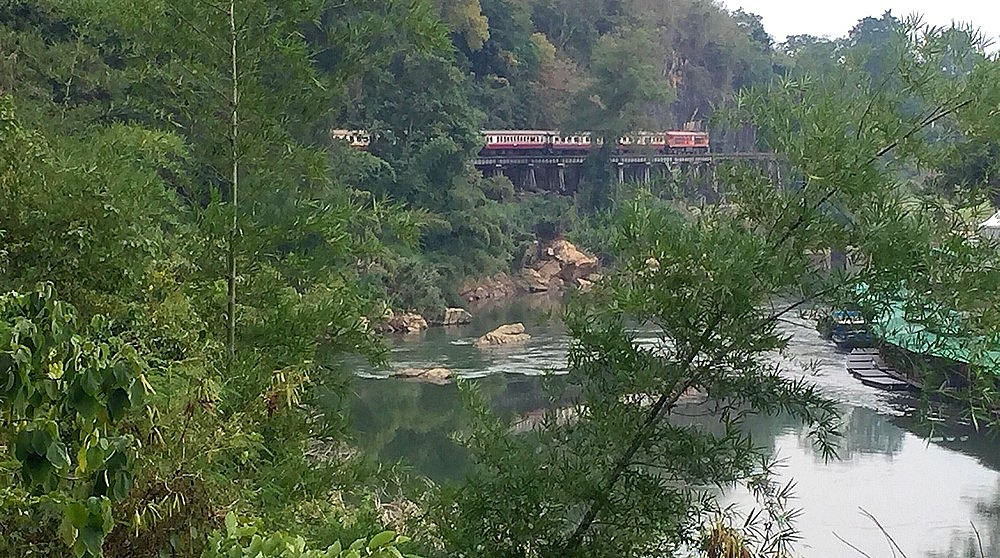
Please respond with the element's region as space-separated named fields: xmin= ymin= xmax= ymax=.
xmin=344 ymin=304 xmax=1000 ymax=556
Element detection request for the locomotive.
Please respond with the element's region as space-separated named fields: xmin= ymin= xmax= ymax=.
xmin=332 ymin=129 xmax=710 ymax=155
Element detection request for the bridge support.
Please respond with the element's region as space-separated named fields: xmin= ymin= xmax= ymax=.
xmin=642 ymin=163 xmax=651 ymax=185
xmin=525 ymin=164 xmax=537 ymax=191
xmin=617 ymin=162 xmax=624 ymax=184
xmin=557 ymin=163 xmax=566 ymax=192
xmin=493 ymin=163 xmax=503 ymax=178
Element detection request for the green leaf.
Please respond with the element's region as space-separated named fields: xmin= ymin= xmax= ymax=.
xmin=31 ymin=428 xmax=51 ymax=455
xmin=66 ymin=501 xmax=89 ymax=527
xmin=46 ymin=439 xmax=71 ymax=470
xmin=13 ymin=429 xmax=31 ymax=461
xmin=106 ymin=388 xmax=130 ymax=421
xmin=225 ymin=511 xmax=238 ymax=537
xmin=77 ymin=525 xmax=104 ymax=557
xmin=81 ymin=370 xmax=101 ymax=396
xmin=367 ymin=531 xmax=395 ymax=549
xmin=59 ymin=516 xmax=79 ymax=548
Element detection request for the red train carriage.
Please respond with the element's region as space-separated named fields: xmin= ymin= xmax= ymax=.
xmin=664 ymin=131 xmax=710 ymax=152
xmin=621 ymin=131 xmax=710 ymax=153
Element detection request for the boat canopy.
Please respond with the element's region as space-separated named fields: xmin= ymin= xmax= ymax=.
xmin=857 ymin=285 xmax=1000 ymax=375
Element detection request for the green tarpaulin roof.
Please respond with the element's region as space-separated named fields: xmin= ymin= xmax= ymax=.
xmin=859 ymin=287 xmax=1000 ymax=375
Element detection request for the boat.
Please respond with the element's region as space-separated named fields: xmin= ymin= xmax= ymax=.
xmin=845 ymin=348 xmax=914 ymax=392
xmin=816 ymin=309 xmax=872 ymax=349
xmin=853 ymin=285 xmax=1000 ymax=410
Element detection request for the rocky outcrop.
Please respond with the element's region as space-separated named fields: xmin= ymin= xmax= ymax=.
xmin=429 ymin=307 xmax=473 ymax=326
xmin=460 ymin=240 xmax=600 ymax=301
xmin=474 ymin=323 xmax=532 ymax=348
xmin=518 ymin=239 xmax=599 ymax=293
xmin=392 ymin=367 xmax=453 ymax=384
xmin=574 ymin=272 xmax=603 ymax=292
xmin=519 ymin=268 xmax=550 ymax=293
xmin=383 ymin=311 xmax=428 ymax=334
xmin=459 ymin=273 xmax=518 ymax=303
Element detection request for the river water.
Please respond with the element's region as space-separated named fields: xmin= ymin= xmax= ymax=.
xmin=347 ymin=295 xmax=1000 ymax=557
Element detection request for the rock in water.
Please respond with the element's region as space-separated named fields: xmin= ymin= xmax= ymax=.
xmin=387 ymin=312 xmax=428 ymax=334
xmin=430 ymin=307 xmax=473 ymax=326
xmin=474 ymin=322 xmax=532 ymax=348
xmin=393 ymin=367 xmax=453 ymax=384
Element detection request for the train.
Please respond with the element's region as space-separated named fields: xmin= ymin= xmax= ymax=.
xmin=331 ymin=129 xmax=710 ymax=155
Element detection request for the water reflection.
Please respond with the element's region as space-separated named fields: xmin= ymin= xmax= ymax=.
xmin=350 ymin=374 xmax=570 ymax=481
xmin=343 ymin=301 xmax=1000 ymax=557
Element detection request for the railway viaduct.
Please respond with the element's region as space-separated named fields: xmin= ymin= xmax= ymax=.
xmin=474 ymin=152 xmax=779 ymax=193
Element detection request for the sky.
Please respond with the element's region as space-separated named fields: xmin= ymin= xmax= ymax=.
xmin=722 ymin=0 xmax=1000 ymax=47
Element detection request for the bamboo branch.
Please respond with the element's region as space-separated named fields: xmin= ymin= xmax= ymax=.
xmin=562 ymin=313 xmax=724 ymax=551
xmin=226 ymin=0 xmax=238 ymax=365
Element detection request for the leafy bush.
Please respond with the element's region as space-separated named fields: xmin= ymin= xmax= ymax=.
xmin=0 ymin=284 xmax=150 ymax=557
xmin=204 ymin=512 xmax=419 ymax=558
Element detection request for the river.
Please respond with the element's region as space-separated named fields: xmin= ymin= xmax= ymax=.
xmin=346 ymin=295 xmax=1000 ymax=557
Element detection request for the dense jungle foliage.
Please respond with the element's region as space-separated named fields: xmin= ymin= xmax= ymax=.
xmin=1 ymin=0 xmax=999 ymax=557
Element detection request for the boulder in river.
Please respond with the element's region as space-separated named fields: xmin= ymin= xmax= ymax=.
xmin=474 ymin=322 xmax=532 ymax=348
xmin=430 ymin=307 xmax=473 ymax=326
xmin=386 ymin=311 xmax=428 ymax=334
xmin=393 ymin=367 xmax=453 ymax=384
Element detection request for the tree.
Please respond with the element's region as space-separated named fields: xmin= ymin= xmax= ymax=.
xmin=529 ymin=0 xmax=623 ymax=60
xmin=433 ymin=20 xmax=996 ymax=558
xmin=731 ymin=8 xmax=771 ymax=53
xmin=434 ymin=0 xmax=490 ymax=51
xmin=567 ymin=26 xmax=673 ymax=135
xmin=0 ymin=0 xmax=443 ymax=555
